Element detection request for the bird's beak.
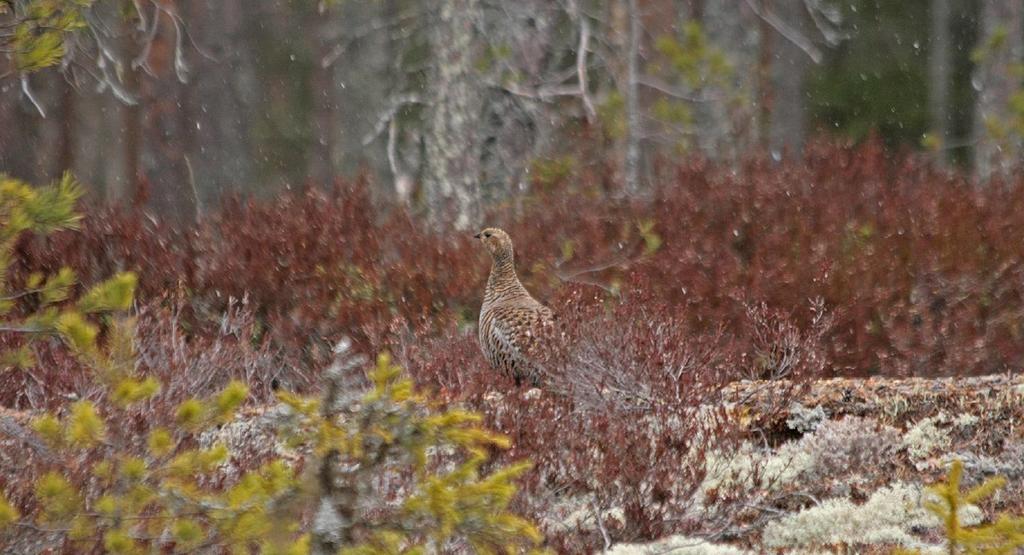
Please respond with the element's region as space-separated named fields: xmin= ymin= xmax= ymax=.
xmin=473 ymin=233 xmax=481 ymax=239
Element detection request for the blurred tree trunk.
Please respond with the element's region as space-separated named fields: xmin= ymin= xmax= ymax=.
xmin=308 ymin=3 xmax=338 ymax=185
xmin=475 ymin=0 xmax=591 ymax=206
xmin=55 ymin=77 xmax=76 ymax=176
xmin=696 ymin=0 xmax=760 ymax=159
xmin=972 ymin=0 xmax=1023 ymax=178
xmin=423 ymin=0 xmax=482 ymax=230
xmin=332 ymin=0 xmax=404 ymax=197
xmin=479 ymin=89 xmax=534 ymax=203
xmin=767 ymin=0 xmax=810 ymax=157
xmin=756 ymin=4 xmax=772 ymax=147
xmin=121 ymin=18 xmax=142 ymax=202
xmin=0 ymin=83 xmax=22 ymax=178
xmin=186 ymin=0 xmax=256 ymax=201
xmin=623 ymin=0 xmax=642 ymax=192
xmin=0 ymin=81 xmax=41 ymax=182
xmin=141 ymin=4 xmax=196 ymax=223
xmin=929 ymin=0 xmax=951 ymax=166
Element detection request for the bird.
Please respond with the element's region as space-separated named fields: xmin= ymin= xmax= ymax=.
xmin=474 ymin=227 xmax=554 ymax=386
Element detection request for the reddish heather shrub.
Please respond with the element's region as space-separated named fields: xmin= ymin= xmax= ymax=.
xmin=0 ymin=295 xmax=296 ymax=410
xmin=392 ymin=286 xmax=774 ymax=550
xmin=9 ymin=139 xmax=1024 ymax=549
xmin=13 ymin=140 xmax=1024 ymax=383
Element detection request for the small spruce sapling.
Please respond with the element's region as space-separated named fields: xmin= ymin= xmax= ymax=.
xmin=897 ymin=459 xmax=1024 ymax=555
xmin=279 ymin=348 xmax=543 ymax=554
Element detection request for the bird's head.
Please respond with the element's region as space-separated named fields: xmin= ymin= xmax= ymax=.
xmin=474 ymin=227 xmax=513 ymax=261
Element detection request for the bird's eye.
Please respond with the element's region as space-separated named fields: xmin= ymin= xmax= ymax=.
xmin=484 ymin=232 xmax=491 ymax=238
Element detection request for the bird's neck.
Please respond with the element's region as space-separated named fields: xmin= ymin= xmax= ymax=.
xmin=485 ymin=254 xmax=528 ymax=304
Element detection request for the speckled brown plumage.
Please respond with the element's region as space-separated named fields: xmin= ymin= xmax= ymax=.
xmin=475 ymin=228 xmax=553 ymax=385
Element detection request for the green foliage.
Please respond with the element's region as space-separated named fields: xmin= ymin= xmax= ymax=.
xmin=922 ymin=132 xmax=944 ymax=151
xmin=597 ymin=90 xmax=626 ymax=140
xmin=528 ymin=156 xmax=577 ymax=191
xmin=55 ymin=311 xmax=99 ymax=354
xmin=0 ymin=174 xmax=137 ymax=382
xmin=17 ymin=377 xmax=297 ymax=551
xmin=0 ymin=172 xmax=80 ymax=242
xmin=806 ymin=0 xmax=966 ymax=151
xmin=77 ymin=273 xmax=137 ymax=313
xmin=110 ymin=376 xmax=160 ymax=407
xmin=972 ymin=30 xmax=1024 ymax=155
xmin=637 ymin=219 xmax=662 ymax=256
xmin=280 ymin=352 xmax=543 ymax=552
xmin=648 ymin=20 xmax=738 ymax=147
xmin=0 ymin=492 xmax=19 ymax=528
xmin=898 ymin=459 xmax=1024 ymax=555
xmin=175 ymin=397 xmax=204 ymax=429
xmin=146 ymin=427 xmax=173 ymax=456
xmin=214 ymin=380 xmax=249 ymax=420
xmin=654 ymin=21 xmax=732 ymax=90
xmin=34 ymin=472 xmax=80 ymax=524
xmin=651 ymin=95 xmax=694 ymax=126
xmin=31 ymin=413 xmax=63 ymax=447
xmin=970 ymin=24 xmax=1010 ymax=65
xmin=2 ymin=1 xmax=93 ymax=73
xmin=66 ymin=400 xmax=106 ymax=447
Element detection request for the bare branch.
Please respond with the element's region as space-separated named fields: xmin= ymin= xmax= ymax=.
xmin=321 ymin=8 xmax=426 ymax=68
xmin=624 ymin=0 xmax=642 ymax=192
xmin=385 ymin=118 xmax=417 ymax=205
xmin=131 ymin=3 xmax=161 ymax=74
xmin=637 ymin=74 xmax=717 ymax=103
xmin=361 ymin=93 xmax=425 ymax=146
xmin=95 ymin=54 xmax=138 ymax=105
xmin=500 ymin=82 xmax=584 ymax=101
xmin=130 ymin=0 xmax=149 ymax=32
xmin=590 ymin=499 xmax=612 ymax=552
xmin=745 ymin=0 xmax=823 ymax=64
xmin=576 ymin=14 xmax=596 ymax=122
xmin=185 ymin=155 xmax=202 ymax=224
xmin=803 ymin=0 xmax=851 ymax=46
xmin=169 ymin=9 xmax=189 ymax=83
xmin=386 ymin=118 xmax=401 ymax=183
xmin=152 ymin=0 xmax=216 ymax=62
xmin=0 ymin=415 xmax=55 ymax=462
xmin=20 ymin=75 xmax=45 ymax=117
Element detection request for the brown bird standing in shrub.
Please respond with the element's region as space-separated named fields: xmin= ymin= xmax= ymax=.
xmin=475 ymin=228 xmax=553 ymax=386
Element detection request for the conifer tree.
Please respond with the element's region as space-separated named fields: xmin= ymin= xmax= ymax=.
xmin=0 ymin=1 xmax=94 ymax=74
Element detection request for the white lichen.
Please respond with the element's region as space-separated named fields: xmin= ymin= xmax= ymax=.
xmin=539 ymin=492 xmax=624 ymax=534
xmin=902 ymin=414 xmax=951 ymax=462
xmin=787 ymin=403 xmax=828 ymax=434
xmin=698 ymin=440 xmax=816 ymax=503
xmin=311 ymin=497 xmax=344 ymax=546
xmin=953 ymin=413 xmax=979 ymax=428
xmin=608 ymin=534 xmax=752 ymax=555
xmin=763 ymin=482 xmax=982 ymax=552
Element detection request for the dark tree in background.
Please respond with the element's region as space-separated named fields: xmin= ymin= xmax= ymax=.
xmin=929 ymin=0 xmax=952 ymax=167
xmin=423 ymin=0 xmax=483 ymax=229
xmin=972 ymin=0 xmax=1024 ymax=177
xmin=2 ymin=0 xmax=1023 ymax=222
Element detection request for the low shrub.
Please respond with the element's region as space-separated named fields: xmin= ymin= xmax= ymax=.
xmin=0 ymin=175 xmax=542 ymax=553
